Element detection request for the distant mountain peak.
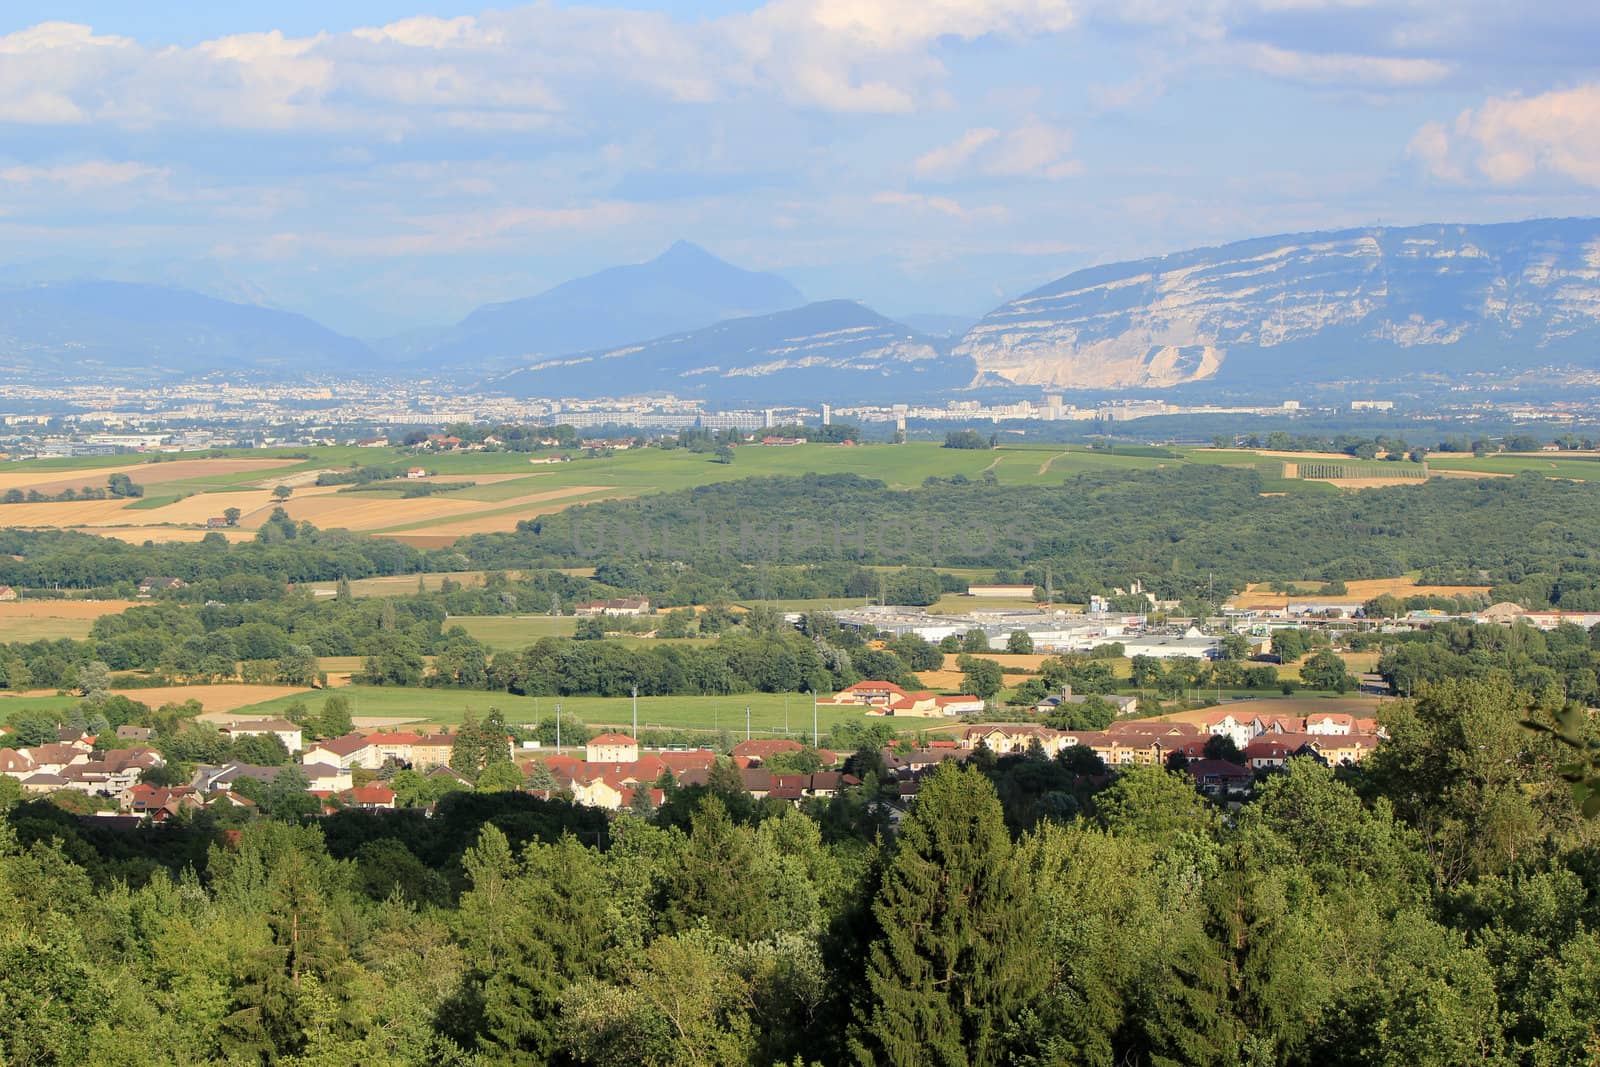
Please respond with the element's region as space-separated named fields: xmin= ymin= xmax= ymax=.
xmin=416 ymin=241 xmax=807 ymax=369
xmin=656 ymin=239 xmax=717 ymax=263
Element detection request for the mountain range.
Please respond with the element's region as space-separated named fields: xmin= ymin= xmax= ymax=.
xmin=4 ymin=218 xmax=1599 ymax=398
xmin=384 ymin=241 xmax=805 ymax=370
xmin=956 ymin=218 xmax=1600 ymax=389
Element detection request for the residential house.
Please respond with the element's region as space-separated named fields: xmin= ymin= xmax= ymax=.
xmin=1187 ymin=759 xmax=1253 ymax=797
xmin=1036 ymin=689 xmax=1139 ymax=718
xmin=1303 ymin=713 xmax=1357 ymax=736
xmin=218 ymin=718 xmax=304 ymax=753
xmin=410 ymin=734 xmax=456 ymax=769
xmin=341 ymin=785 xmax=397 ymax=809
xmin=301 ymin=734 xmax=380 ymax=770
xmin=1308 ymin=734 xmax=1380 ymax=767
xmin=731 ymin=739 xmax=804 ymax=766
xmin=958 ymin=723 xmax=1067 ymax=756
xmin=586 ymin=733 xmax=640 ymax=763
xmin=820 ymin=680 xmax=910 ymax=710
xmin=138 ymin=576 xmax=188 ymax=598
xmin=303 ymin=762 xmax=355 ymax=792
xmin=0 ymin=585 xmax=16 ymax=601
xmin=1242 ymin=733 xmax=1319 ymax=771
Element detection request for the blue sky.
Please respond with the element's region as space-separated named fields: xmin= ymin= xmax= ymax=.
xmin=2 ymin=1 xmax=1598 ymax=337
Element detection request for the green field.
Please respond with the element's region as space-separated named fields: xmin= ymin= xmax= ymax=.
xmin=229 ymin=684 xmax=884 ymax=737
xmin=0 ymin=441 xmax=1544 ymax=539
xmin=1425 ymin=453 xmax=1600 ymax=480
xmin=0 ymin=694 xmax=82 ymax=719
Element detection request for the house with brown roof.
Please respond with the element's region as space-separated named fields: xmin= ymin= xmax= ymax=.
xmin=218 ymin=718 xmax=304 ymax=753
xmin=0 ymin=584 xmax=16 ymax=602
xmin=822 ymin=681 xmax=911 ymax=710
xmin=1242 ymin=733 xmax=1319 ymax=771
xmin=301 ymin=733 xmax=380 ymax=770
xmin=1187 ymin=759 xmax=1253 ymax=797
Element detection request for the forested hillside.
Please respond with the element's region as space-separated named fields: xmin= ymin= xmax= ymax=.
xmin=462 ymin=468 xmax=1600 ymax=609
xmin=5 ymin=672 xmax=1600 ymax=1064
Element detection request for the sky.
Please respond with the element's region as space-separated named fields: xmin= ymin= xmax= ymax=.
xmin=1 ymin=0 xmax=1598 ymax=337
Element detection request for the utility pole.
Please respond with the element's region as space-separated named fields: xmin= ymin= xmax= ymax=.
xmin=555 ymin=702 xmax=561 ymax=750
xmin=811 ymin=689 xmax=818 ymax=747
xmin=784 ymin=692 xmax=790 ymax=736
xmin=632 ymin=685 xmax=638 ymax=740
xmin=746 ymin=705 xmax=751 ymax=742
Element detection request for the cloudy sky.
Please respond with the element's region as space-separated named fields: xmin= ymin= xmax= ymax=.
xmin=2 ymin=0 xmax=1598 ymax=336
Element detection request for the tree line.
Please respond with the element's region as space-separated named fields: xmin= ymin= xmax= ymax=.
xmin=5 ymin=670 xmax=1600 ymax=1064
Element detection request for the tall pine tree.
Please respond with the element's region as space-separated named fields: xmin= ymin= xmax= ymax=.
xmin=855 ymin=763 xmax=1043 ymax=1067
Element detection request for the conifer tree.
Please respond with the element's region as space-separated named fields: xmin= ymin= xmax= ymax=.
xmin=855 ymin=763 xmax=1043 ymax=1066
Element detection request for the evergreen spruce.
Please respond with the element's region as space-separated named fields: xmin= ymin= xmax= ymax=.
xmin=856 ymin=763 xmax=1043 ymax=1067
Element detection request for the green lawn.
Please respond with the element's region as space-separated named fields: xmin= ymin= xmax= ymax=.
xmin=0 ymin=694 xmax=82 ymax=720
xmin=229 ymin=684 xmax=883 ymax=737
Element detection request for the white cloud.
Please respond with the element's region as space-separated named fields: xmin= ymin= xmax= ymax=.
xmin=914 ymin=129 xmax=999 ymax=177
xmin=1413 ymin=85 xmax=1600 ymax=188
xmin=914 ymin=119 xmax=1080 ymax=180
xmin=0 ymin=160 xmax=166 ymax=189
xmin=872 ymin=190 xmax=1007 ymax=221
xmin=1238 ymin=43 xmax=1450 ymax=87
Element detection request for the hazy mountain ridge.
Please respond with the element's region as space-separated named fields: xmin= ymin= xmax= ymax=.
xmin=408 ymin=241 xmax=806 ymax=369
xmin=4 ymin=220 xmax=1599 ymax=392
xmin=0 ymin=280 xmax=373 ymax=380
xmin=487 ymin=299 xmax=972 ymax=402
xmin=955 ymin=218 xmax=1600 ymax=388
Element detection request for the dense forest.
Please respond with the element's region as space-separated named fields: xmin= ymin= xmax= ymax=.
xmin=459 ymin=468 xmax=1600 ymax=609
xmin=5 ymin=673 xmax=1600 ymax=1065
xmin=7 ymin=468 xmax=1600 ymax=612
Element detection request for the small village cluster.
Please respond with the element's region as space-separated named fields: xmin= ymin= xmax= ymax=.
xmin=0 ymin=675 xmax=1389 ymax=823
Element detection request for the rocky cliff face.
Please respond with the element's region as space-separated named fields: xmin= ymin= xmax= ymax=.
xmin=955 ymin=219 xmax=1600 ymax=388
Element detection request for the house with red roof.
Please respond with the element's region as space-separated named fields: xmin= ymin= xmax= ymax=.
xmin=586 ymin=733 xmax=640 ymax=763
xmin=1242 ymin=733 xmax=1319 ymax=771
xmin=341 ymin=784 xmax=397 ymax=809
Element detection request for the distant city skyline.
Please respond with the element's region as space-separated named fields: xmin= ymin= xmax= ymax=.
xmin=1 ymin=1 xmax=1597 ymax=336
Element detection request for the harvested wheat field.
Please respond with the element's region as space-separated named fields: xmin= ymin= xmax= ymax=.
xmin=381 ymin=491 xmax=620 ymax=539
xmin=0 ymin=458 xmax=299 ymax=498
xmin=1156 ymin=695 xmax=1384 ymax=726
xmin=940 ymin=652 xmax=1052 ymax=672
xmin=1232 ymin=576 xmax=1490 ymax=608
xmin=914 ymin=670 xmax=969 ymax=690
xmin=0 ymin=499 xmax=143 ymax=526
xmin=1309 ymin=476 xmax=1436 ymax=489
xmin=75 ymin=527 xmax=257 ymax=544
xmin=0 ymin=599 xmax=138 ymax=640
xmin=121 ymin=684 xmax=317 ymax=713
